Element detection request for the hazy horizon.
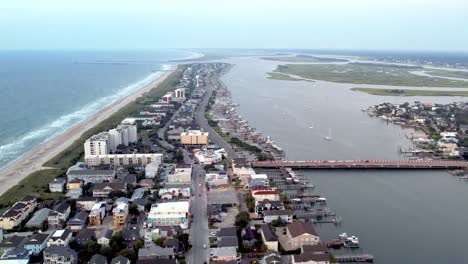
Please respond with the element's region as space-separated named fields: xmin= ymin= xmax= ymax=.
xmin=1 ymin=0 xmax=467 ymax=51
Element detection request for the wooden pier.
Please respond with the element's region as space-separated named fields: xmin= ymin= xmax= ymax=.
xmin=335 ymin=254 xmax=374 ymax=263
xmin=253 ymin=159 xmax=468 ymax=170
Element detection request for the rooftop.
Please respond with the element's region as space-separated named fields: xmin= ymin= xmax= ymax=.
xmin=287 ymin=221 xmax=318 ymax=238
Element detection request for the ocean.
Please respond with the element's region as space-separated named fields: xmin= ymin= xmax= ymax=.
xmin=0 ymin=50 xmax=196 ymax=169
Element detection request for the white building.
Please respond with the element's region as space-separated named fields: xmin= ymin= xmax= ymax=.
xmin=145 ymin=162 xmax=160 ymax=178
xmin=147 ymin=201 xmax=190 ymax=227
xmin=85 ymin=153 xmax=163 ymax=167
xmin=47 ymin=229 xmax=73 ymax=247
xmin=84 ymin=133 xmax=110 ymax=157
xmin=158 ymin=187 xmax=191 ymax=200
xmin=206 ymin=172 xmax=229 ymax=186
xmin=167 ymin=164 xmax=192 ymax=184
xmin=194 ymin=149 xmax=227 ymax=165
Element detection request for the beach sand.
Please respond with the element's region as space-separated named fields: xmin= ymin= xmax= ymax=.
xmin=0 ymin=66 xmax=177 ymax=196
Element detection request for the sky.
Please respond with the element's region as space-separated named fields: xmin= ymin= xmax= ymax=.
xmin=0 ymin=0 xmax=467 ymax=51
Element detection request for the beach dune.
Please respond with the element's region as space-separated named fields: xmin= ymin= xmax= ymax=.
xmin=0 ymin=66 xmax=176 ymax=196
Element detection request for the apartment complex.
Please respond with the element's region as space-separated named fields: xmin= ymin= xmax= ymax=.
xmin=180 ymin=130 xmax=209 ymax=145
xmin=84 ymin=124 xmax=137 ymax=157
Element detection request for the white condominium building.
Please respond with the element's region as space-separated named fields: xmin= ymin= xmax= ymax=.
xmin=84 ymin=124 xmax=138 ymax=156
xmin=85 ymin=153 xmax=163 ymax=167
xmin=84 ymin=133 xmax=110 ymax=156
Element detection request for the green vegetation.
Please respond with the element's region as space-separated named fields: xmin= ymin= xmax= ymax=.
xmin=235 ymin=211 xmax=251 ymax=228
xmin=275 ymin=63 xmax=468 ymax=87
xmin=0 ymin=66 xmax=186 ymax=212
xmin=0 ymin=169 xmax=64 ymax=212
xmin=261 ymin=55 xmax=348 ymax=63
xmin=244 ymin=193 xmax=255 ymax=213
xmin=266 ymin=72 xmax=303 ymax=81
xmin=351 ymin=87 xmax=468 ymax=97
xmin=230 ymin=137 xmax=262 ymax=153
xmin=426 ymin=69 xmax=468 ymax=79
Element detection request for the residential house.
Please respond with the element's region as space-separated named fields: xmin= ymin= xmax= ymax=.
xmin=0 ymin=236 xmax=26 ymax=255
xmin=260 ymin=224 xmax=279 ymax=251
xmin=261 ymin=250 xmax=282 ymax=264
xmin=65 ymin=188 xmax=83 ymax=199
xmin=75 ymin=228 xmax=96 ymax=247
xmin=292 ymin=252 xmax=330 ymax=264
xmin=282 ymin=222 xmax=320 ymax=251
xmin=255 ymin=200 xmax=285 ymax=217
xmin=43 ymin=245 xmax=77 ymax=264
xmin=110 ymin=256 xmax=130 ymax=264
xmin=263 ymin=210 xmax=294 ymax=224
xmin=25 ymin=208 xmax=52 ymax=229
xmin=66 ymin=179 xmax=83 ymax=190
xmin=138 ymin=245 xmax=175 ymax=260
xmin=66 ymin=211 xmax=89 ymax=232
xmin=210 ymin=247 xmax=239 ymax=262
xmin=47 ymin=229 xmax=73 ymax=247
xmin=217 ymin=237 xmax=238 ymax=250
xmin=217 ymin=227 xmax=237 ymax=240
xmin=112 ymin=203 xmax=129 ymax=226
xmin=76 ymin=197 xmax=99 ymax=211
xmin=0 ymin=195 xmax=37 ymax=230
xmin=93 ymin=182 xmax=127 ymax=198
xmin=0 ymin=246 xmax=30 ymax=264
xmin=89 ymin=202 xmax=106 ymax=226
xmin=23 ymin=233 xmax=51 ymax=255
xmin=158 ymin=187 xmax=190 ymax=200
xmin=48 ymin=201 xmax=71 ymax=228
xmin=242 ymin=226 xmax=258 ymax=247
xmin=252 ymin=190 xmax=280 ymax=202
xmin=122 ymin=229 xmax=141 ymax=246
xmin=139 ymin=179 xmax=154 ymax=190
xmin=97 ymin=229 xmax=113 ymax=247
xmin=49 ymin=178 xmax=66 ymax=193
xmin=89 ymin=254 xmax=108 ymax=264
xmin=131 ymin=188 xmax=145 ymax=201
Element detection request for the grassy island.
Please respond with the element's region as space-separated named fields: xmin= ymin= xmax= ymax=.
xmin=351 ymin=87 xmax=468 ymax=97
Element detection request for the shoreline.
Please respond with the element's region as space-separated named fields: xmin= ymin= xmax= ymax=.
xmin=0 ymin=65 xmax=177 ymax=196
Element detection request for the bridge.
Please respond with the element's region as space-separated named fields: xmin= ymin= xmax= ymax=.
xmin=253 ymin=159 xmax=468 ymax=169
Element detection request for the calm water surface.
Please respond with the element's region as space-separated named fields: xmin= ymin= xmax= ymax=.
xmin=221 ymin=57 xmax=468 ymax=263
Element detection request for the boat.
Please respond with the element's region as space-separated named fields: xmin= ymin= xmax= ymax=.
xmin=317 ymin=197 xmax=327 ymax=203
xmin=324 ymin=128 xmax=332 ymax=141
xmin=361 ymin=107 xmax=367 ymax=112
xmin=282 ymin=112 xmax=286 ymax=115
xmin=309 ymin=126 xmax=314 ymax=129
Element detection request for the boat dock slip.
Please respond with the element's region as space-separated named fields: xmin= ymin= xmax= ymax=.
xmin=335 ymin=254 xmax=374 ymax=263
xmin=253 ymin=160 xmax=468 ymax=169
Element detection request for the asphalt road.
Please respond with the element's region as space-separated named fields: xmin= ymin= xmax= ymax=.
xmin=188 ymin=164 xmax=210 ymax=264
xmin=194 ymin=76 xmax=238 ymax=160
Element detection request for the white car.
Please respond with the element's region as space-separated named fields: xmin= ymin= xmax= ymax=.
xmin=203 ymin=244 xmax=207 ymax=249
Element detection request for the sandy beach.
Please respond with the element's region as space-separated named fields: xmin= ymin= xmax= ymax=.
xmin=0 ymin=65 xmax=177 ymax=196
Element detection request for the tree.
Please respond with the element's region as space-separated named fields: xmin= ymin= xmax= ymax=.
xmin=109 ymin=232 xmax=126 ymax=252
xmin=81 ymin=241 xmax=102 ymax=262
xmin=155 ymin=237 xmax=166 ymax=247
xmin=235 ymin=211 xmax=250 ymax=228
xmin=100 ymin=246 xmax=115 ymax=260
xmin=271 ymin=217 xmax=283 ymax=227
xmin=133 ymin=240 xmax=144 ymax=250
xmin=244 ymin=193 xmax=255 ymax=213
xmin=129 ymin=204 xmax=139 ymax=215
xmin=178 ymin=233 xmax=191 ymax=251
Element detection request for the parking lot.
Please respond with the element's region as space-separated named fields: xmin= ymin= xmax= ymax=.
xmin=207 ymin=186 xmax=239 ymax=205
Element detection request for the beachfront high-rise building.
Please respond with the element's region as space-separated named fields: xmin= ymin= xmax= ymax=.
xmin=108 ymin=124 xmax=138 ymax=151
xmin=84 ymin=133 xmax=111 ymax=156
xmin=85 ymin=124 xmax=138 ymax=156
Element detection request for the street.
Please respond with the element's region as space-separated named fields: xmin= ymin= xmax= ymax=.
xmin=194 ymin=75 xmax=238 ymax=159
xmin=187 ymin=164 xmax=210 ymax=264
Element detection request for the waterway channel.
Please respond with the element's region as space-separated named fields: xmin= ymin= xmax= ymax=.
xmin=221 ymin=56 xmax=468 ymax=263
